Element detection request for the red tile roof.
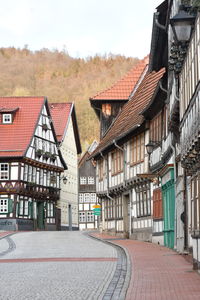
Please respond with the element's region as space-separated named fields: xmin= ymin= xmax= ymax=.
xmin=0 ymin=97 xmax=45 ymax=157
xmin=90 ymin=56 xmax=149 ymax=101
xmin=90 ymin=68 xmax=165 ymax=157
xmin=50 ymin=103 xmax=72 ymax=143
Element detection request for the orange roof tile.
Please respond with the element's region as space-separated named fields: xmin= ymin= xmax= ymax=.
xmin=91 ymin=68 xmax=165 ymax=157
xmin=90 ymin=56 xmax=149 ymax=101
xmin=0 ymin=97 xmax=45 ymax=157
xmin=50 ymin=103 xmax=72 ymax=143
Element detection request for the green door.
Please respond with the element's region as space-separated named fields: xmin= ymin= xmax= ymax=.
xmin=37 ymin=202 xmax=45 ymax=230
xmin=162 ymin=170 xmax=175 ymax=249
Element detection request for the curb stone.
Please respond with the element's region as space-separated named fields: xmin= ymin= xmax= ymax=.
xmin=87 ymin=232 xmax=131 ymax=300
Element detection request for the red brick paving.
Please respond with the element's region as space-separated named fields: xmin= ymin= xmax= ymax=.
xmin=0 ymin=231 xmax=14 ymax=239
xmin=92 ymin=233 xmax=200 ymax=300
xmin=0 ymin=257 xmax=117 ymax=263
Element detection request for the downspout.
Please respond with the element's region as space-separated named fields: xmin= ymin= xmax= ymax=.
xmin=171 ymin=143 xmax=177 ymax=250
xmin=155 ymin=12 xmax=166 ymax=31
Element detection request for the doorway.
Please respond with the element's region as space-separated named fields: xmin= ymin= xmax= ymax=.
xmin=37 ymin=202 xmax=45 ymax=230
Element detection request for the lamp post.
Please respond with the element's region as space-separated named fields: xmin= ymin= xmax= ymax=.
xmin=170 ymin=10 xmax=195 ymax=43
xmin=146 ymin=142 xmax=154 ymax=171
xmin=169 ymin=9 xmax=195 ymax=74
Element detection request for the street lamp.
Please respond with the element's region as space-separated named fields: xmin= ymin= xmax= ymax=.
xmin=60 ymin=175 xmax=68 ymax=184
xmin=170 ymin=10 xmax=195 ymax=43
xmin=146 ymin=142 xmax=155 ymax=156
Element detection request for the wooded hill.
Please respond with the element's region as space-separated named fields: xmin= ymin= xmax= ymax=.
xmin=0 ymin=47 xmax=139 ymax=151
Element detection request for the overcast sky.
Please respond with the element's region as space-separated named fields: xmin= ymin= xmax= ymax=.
xmin=0 ymin=0 xmax=162 ymax=58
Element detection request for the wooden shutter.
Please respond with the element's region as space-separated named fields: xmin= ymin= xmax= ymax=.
xmin=8 ymin=198 xmax=13 ymax=214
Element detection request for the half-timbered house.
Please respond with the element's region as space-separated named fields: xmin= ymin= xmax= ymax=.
xmin=0 ymin=97 xmax=66 ymax=231
xmin=177 ymin=8 xmax=200 ymax=269
xmin=50 ymin=102 xmax=82 ymax=230
xmin=78 ymin=141 xmax=99 ymax=230
xmin=89 ymin=58 xmax=165 ymax=241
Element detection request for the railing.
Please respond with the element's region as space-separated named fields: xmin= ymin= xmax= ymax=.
xmin=0 ymin=180 xmax=60 ymax=200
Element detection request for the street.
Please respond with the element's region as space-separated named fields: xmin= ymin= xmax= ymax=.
xmin=0 ymin=231 xmax=126 ymax=300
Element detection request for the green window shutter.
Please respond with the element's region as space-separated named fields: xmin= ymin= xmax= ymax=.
xmin=8 ymin=199 xmax=13 ymax=213
xmin=28 ymin=202 xmax=33 ymax=218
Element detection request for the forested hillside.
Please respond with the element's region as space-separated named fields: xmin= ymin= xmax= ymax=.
xmin=0 ymin=47 xmax=139 ymax=151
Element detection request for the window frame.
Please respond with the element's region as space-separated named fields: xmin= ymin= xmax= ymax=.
xmin=2 ymin=114 xmax=12 ymax=124
xmin=130 ymin=133 xmax=145 ymax=166
xmin=0 ymin=163 xmax=9 ymax=180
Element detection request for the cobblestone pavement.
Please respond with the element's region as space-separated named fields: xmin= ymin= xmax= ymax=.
xmin=92 ymin=233 xmax=200 ymax=300
xmin=0 ymin=231 xmax=120 ymax=300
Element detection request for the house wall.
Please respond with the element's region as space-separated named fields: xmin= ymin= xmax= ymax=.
xmin=0 ymin=103 xmax=62 ymax=231
xmin=96 ymin=130 xmax=153 ymax=241
xmin=59 ymin=117 xmax=79 ymax=230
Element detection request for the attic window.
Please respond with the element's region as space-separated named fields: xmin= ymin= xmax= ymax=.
xmin=2 ymin=114 xmax=12 ymax=124
xmin=102 ymin=103 xmax=111 ymax=116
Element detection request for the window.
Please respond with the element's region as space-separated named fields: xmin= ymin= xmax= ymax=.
xmin=79 ymin=212 xmax=86 ymax=222
xmin=102 ymin=103 xmax=111 ymax=116
xmin=90 ymin=193 xmax=96 ymax=203
xmin=88 ymin=176 xmax=94 ymax=185
xmin=79 ymin=193 xmax=84 ymax=203
xmin=130 ymin=133 xmax=145 ymax=165
xmin=105 ymin=200 xmax=115 ymax=220
xmin=153 ymin=188 xmax=163 ymax=219
xmin=87 ymin=211 xmax=94 ymax=222
xmin=24 ymin=164 xmax=28 ymax=181
xmin=2 ymin=114 xmax=12 ymax=124
xmin=150 ymin=112 xmax=163 ymax=143
xmin=111 ymin=148 xmax=123 ymax=175
xmin=0 ymin=199 xmax=8 ymax=213
xmin=80 ymin=177 xmax=87 ymax=185
xmin=84 ymin=193 xmax=90 ymax=202
xmin=136 ymin=183 xmax=151 ymax=218
xmin=0 ymin=163 xmax=9 ymax=180
xmin=47 ymin=202 xmax=54 ymax=217
xmin=18 ymin=200 xmax=29 ymax=216
xmin=191 ymin=175 xmax=200 ymax=235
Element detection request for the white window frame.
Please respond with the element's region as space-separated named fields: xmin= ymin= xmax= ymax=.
xmin=88 ymin=176 xmax=94 ymax=185
xmin=79 ymin=193 xmax=84 ymax=203
xmin=84 ymin=193 xmax=90 ymax=202
xmin=0 ymin=199 xmax=8 ymax=213
xmin=0 ymin=163 xmax=9 ymax=180
xmin=79 ymin=212 xmax=86 ymax=222
xmin=87 ymin=211 xmax=94 ymax=222
xmin=2 ymin=114 xmax=12 ymax=124
xmin=80 ymin=177 xmax=87 ymax=185
xmin=90 ymin=193 xmax=96 ymax=203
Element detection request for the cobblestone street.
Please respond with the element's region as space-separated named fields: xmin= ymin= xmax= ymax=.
xmin=0 ymin=231 xmax=124 ymax=300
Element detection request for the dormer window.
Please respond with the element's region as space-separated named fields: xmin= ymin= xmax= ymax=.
xmin=3 ymin=114 xmax=12 ymax=124
xmin=102 ymin=103 xmax=111 ymax=116
xmin=0 ymin=107 xmax=19 ymax=124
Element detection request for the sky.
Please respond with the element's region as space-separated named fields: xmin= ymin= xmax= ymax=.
xmin=0 ymin=0 xmax=162 ymax=59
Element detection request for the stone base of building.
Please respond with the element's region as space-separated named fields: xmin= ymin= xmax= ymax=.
xmin=152 ymin=232 xmax=164 ymax=245
xmin=0 ymin=218 xmax=34 ymax=231
xmin=46 ymin=224 xmax=57 ymax=231
xmin=61 ymin=225 xmax=79 ymax=231
xmin=130 ymin=228 xmax=152 ymax=242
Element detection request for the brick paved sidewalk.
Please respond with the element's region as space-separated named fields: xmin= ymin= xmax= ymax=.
xmin=0 ymin=231 xmax=14 ymax=239
xmin=92 ymin=233 xmax=200 ymax=300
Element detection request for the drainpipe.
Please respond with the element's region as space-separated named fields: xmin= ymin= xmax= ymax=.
xmin=155 ymin=12 xmax=166 ymax=31
xmin=171 ymin=143 xmax=177 ymax=250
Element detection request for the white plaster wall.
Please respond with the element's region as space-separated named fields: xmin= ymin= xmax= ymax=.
xmin=59 ymin=117 xmax=79 ymax=228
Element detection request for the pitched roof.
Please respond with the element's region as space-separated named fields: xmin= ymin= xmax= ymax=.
xmin=50 ymin=102 xmax=82 ymax=154
xmin=90 ymin=68 xmax=165 ymax=158
xmin=90 ymin=56 xmax=149 ymax=101
xmin=49 ymin=103 xmax=72 ymax=143
xmin=0 ymin=97 xmax=45 ymax=157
